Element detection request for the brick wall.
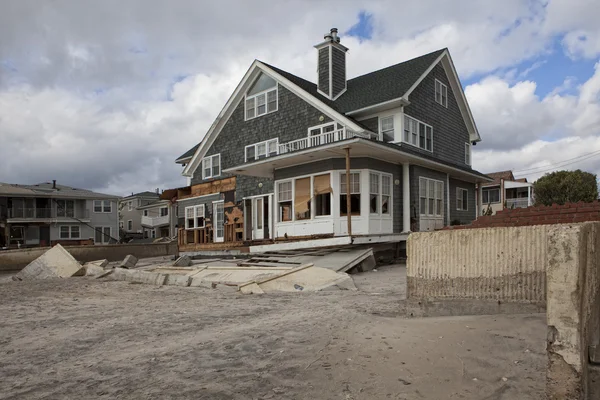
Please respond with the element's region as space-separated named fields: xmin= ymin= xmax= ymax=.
xmin=446 ymin=201 xmax=600 ymax=230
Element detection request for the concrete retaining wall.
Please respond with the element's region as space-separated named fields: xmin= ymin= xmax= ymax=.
xmin=407 ymin=225 xmax=547 ymax=304
xmin=546 ymin=222 xmax=600 ymax=399
xmin=0 ymin=243 xmax=178 ymax=270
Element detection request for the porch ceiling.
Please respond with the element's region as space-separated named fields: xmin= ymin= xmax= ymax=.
xmin=223 ymin=139 xmax=492 ymax=183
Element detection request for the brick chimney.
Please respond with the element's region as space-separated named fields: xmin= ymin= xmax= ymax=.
xmin=315 ymin=28 xmax=348 ymax=100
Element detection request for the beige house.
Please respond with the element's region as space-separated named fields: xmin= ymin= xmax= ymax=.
xmin=138 ymin=199 xmax=177 ymax=239
xmin=118 ymin=191 xmax=160 ymax=236
xmin=478 ymin=170 xmax=534 ymax=215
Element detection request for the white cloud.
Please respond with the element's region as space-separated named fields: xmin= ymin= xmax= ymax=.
xmin=1 ymin=0 xmax=600 ymax=194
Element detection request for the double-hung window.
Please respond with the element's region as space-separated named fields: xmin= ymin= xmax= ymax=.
xmin=245 ymin=73 xmax=278 ymax=120
xmin=457 ymin=188 xmax=468 ymax=211
xmin=278 ymin=181 xmax=293 ymax=222
xmin=419 ymin=178 xmax=443 ymax=216
xmin=380 ymin=116 xmax=395 ymax=142
xmin=340 ymin=172 xmax=361 ymax=216
xmin=160 ymin=207 xmax=168 ymax=217
xmin=370 ymin=172 xmax=392 ymax=215
xmin=60 ymin=225 xmax=80 ymax=239
xmin=313 ymin=174 xmax=332 ymax=217
xmin=202 ymin=154 xmax=221 ymax=179
xmin=185 ymin=205 xmax=205 ymax=229
xmin=435 ymin=79 xmax=448 ymax=107
xmin=465 ymin=143 xmax=471 ymax=165
xmin=94 ymin=200 xmax=111 ymax=213
xmin=245 ymin=139 xmax=278 ymax=162
xmin=370 ymin=173 xmax=379 ymax=214
xmin=404 ymin=115 xmax=432 ymax=151
xmin=482 ymin=188 xmax=500 ymax=204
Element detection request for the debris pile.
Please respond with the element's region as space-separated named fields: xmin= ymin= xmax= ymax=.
xmin=10 ymin=245 xmax=359 ymax=294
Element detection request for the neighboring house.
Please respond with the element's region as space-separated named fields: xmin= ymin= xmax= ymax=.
xmin=137 ymin=199 xmax=176 ymax=239
xmin=479 ymin=170 xmax=534 ymax=215
xmin=172 ymin=28 xmax=492 ymax=250
xmin=0 ymin=180 xmax=119 ymax=248
xmin=118 ymin=191 xmax=160 ymax=236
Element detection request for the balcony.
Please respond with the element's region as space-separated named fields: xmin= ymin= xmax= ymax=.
xmin=8 ymin=208 xmax=90 ymax=220
xmin=141 ymin=214 xmax=170 ymax=227
xmin=278 ymin=128 xmax=375 ymax=154
xmin=506 ymin=198 xmax=531 ymax=209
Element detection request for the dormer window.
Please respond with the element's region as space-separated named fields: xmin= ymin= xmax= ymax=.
xmin=245 ymin=73 xmax=278 ymax=120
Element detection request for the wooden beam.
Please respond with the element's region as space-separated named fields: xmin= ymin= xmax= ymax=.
xmin=345 ymin=147 xmax=352 ymax=236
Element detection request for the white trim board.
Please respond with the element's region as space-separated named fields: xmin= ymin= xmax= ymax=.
xmin=182 ymin=60 xmax=366 ymax=178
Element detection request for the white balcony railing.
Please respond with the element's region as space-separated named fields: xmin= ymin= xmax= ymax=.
xmin=278 ymin=128 xmax=375 ymax=154
xmin=506 ymin=198 xmax=530 ymax=209
xmin=141 ymin=214 xmax=170 ymax=227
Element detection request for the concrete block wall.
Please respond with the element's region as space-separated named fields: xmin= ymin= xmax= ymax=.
xmin=407 ymin=225 xmax=547 ymax=303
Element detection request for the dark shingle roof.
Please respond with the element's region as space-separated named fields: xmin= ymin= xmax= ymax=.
xmin=122 ymin=191 xmax=160 ymax=199
xmin=179 ymin=49 xmax=447 ymax=162
xmin=262 ymin=48 xmax=446 ymax=114
xmin=176 ymin=143 xmax=199 ymax=162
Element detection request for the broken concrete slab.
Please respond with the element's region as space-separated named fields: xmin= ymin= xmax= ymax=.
xmin=172 ymin=255 xmax=192 ymax=267
xmin=86 ymin=259 xmax=109 ymax=268
xmin=83 ymin=264 xmax=105 ymax=277
xmin=111 ymin=268 xmax=167 ymax=285
xmin=13 ymin=244 xmax=84 ymax=280
xmin=163 ymin=274 xmax=191 ymax=287
xmin=96 ymin=269 xmax=114 ymax=279
xmin=118 ymin=255 xmax=138 ymax=269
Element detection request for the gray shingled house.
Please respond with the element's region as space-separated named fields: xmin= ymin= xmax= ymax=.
xmin=171 ymin=28 xmax=492 ymax=251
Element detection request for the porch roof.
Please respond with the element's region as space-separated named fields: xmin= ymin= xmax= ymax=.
xmin=223 ymin=138 xmax=493 ymax=183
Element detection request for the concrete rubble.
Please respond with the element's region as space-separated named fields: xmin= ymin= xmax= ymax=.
xmin=172 ymin=255 xmax=192 ymax=267
xmin=83 ymin=259 xmax=109 ymax=276
xmin=119 ymin=255 xmax=138 ymax=269
xmin=12 ymin=244 xmax=85 ymax=280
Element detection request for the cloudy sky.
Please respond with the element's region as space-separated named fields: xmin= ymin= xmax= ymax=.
xmin=1 ymin=0 xmax=600 ymax=196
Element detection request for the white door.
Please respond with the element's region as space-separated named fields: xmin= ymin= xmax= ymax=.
xmin=253 ymin=197 xmax=264 ymax=240
xmin=213 ymin=201 xmax=224 ymax=243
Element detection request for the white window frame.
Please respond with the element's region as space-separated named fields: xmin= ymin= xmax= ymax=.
xmin=277 ymin=180 xmax=293 ymax=222
xmin=435 ymin=79 xmax=448 ymax=107
xmin=457 ymin=188 xmax=469 ymax=211
xmin=184 ymin=205 xmax=205 ymax=230
xmin=245 ymin=82 xmax=278 ymax=121
xmin=143 ymin=210 xmax=148 ymax=216
xmin=159 ymin=206 xmax=168 ymax=217
xmin=245 ymin=138 xmax=279 ymax=162
xmin=95 ymin=226 xmax=112 ymax=244
xmin=482 ymin=187 xmax=501 ymax=204
xmin=419 ymin=177 xmax=444 ymax=217
xmin=127 ymin=220 xmax=133 ymax=231
xmin=465 ymin=142 xmax=471 ymax=165
xmin=340 ymin=171 xmax=361 ymax=216
xmin=59 ymin=225 xmax=80 ymax=239
xmin=128 ymin=201 xmax=132 ymax=211
xmin=95 ymin=200 xmax=112 ymax=213
xmin=202 ymin=154 xmax=221 ymax=180
xmin=379 ymin=116 xmax=395 ymax=143
xmin=403 ymin=114 xmax=433 ymax=152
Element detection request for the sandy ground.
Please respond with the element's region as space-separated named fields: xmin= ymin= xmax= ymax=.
xmin=0 ymin=265 xmax=546 ymax=399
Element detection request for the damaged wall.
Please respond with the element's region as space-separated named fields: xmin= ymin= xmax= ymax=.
xmin=407 ymin=225 xmax=547 ymax=303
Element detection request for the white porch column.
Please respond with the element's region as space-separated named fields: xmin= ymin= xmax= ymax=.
xmin=477 ymin=184 xmax=483 ymax=217
xmin=402 ymin=162 xmax=410 ymax=233
xmin=527 ymin=186 xmax=531 ymax=206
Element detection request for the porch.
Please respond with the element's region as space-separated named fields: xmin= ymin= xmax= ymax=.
xmin=504 ymin=180 xmax=534 ymax=209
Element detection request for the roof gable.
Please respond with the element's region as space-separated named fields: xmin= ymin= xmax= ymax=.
xmin=181 ymin=61 xmax=367 ymax=177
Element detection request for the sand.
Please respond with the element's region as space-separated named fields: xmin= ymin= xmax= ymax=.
xmin=0 ymin=265 xmax=546 ymax=399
